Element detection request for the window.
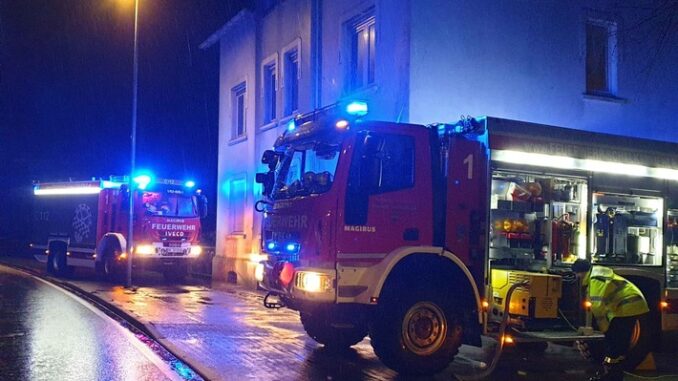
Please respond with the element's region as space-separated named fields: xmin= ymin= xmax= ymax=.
xmin=374 ymin=134 xmax=414 ymax=192
xmin=348 ymin=14 xmax=375 ymax=90
xmin=262 ymin=61 xmax=277 ymax=124
xmin=345 ymin=132 xmax=413 ymax=225
xmin=586 ymin=20 xmax=617 ymax=96
xmin=349 ymin=132 xmax=414 ymax=195
xmin=229 ymin=178 xmax=246 ymax=234
xmin=273 ymin=143 xmax=340 ymax=199
xmin=283 ymin=49 xmax=299 ymax=116
xmin=141 ymin=191 xmax=197 ymax=217
xmin=231 ymin=83 xmax=246 ymax=139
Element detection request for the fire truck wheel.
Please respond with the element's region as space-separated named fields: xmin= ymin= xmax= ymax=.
xmin=575 ymin=315 xmax=653 ymax=370
xmin=103 ymin=253 xmax=122 ymax=282
xmin=370 ymin=291 xmax=463 ymax=375
xmin=47 ymin=247 xmax=67 ymax=277
xmin=300 ymin=311 xmax=368 ymax=350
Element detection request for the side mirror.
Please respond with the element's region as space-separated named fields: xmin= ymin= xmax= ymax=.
xmin=261 ymin=150 xmax=280 ymax=171
xmin=196 ymin=195 xmax=208 ymax=219
xmin=256 ymin=172 xmax=275 ymax=196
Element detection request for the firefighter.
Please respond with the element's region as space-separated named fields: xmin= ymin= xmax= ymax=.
xmin=572 ymin=259 xmax=649 ymax=381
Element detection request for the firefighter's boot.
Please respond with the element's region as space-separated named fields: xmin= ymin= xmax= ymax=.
xmin=589 ymin=356 xmax=625 ymax=381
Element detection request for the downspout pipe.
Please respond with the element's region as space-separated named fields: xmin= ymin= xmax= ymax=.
xmin=311 ymin=0 xmax=322 ymax=109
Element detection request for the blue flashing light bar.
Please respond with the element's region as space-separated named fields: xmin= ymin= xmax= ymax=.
xmin=345 ymin=101 xmax=368 ymax=116
xmin=286 ymin=119 xmax=296 ymax=131
xmin=34 ymin=175 xmax=199 ymax=196
xmin=133 ymin=174 xmax=152 ymax=190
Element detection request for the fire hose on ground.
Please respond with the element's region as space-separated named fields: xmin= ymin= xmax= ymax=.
xmin=455 ymin=281 xmax=531 ymax=381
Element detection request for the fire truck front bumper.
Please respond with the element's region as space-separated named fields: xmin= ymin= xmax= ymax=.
xmin=130 ymin=243 xmax=202 ymax=270
xmin=257 ymin=261 xmax=336 ymax=307
xmin=134 ymin=243 xmax=203 ymax=258
xmin=132 ymin=256 xmax=196 ymax=271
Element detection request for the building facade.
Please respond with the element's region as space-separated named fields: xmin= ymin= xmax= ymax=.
xmin=202 ymin=0 xmax=678 ymax=287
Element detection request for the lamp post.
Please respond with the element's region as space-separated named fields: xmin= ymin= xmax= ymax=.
xmin=126 ymin=0 xmax=139 ymax=288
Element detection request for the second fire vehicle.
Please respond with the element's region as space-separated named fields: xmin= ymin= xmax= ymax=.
xmin=31 ymin=175 xmax=207 ymax=282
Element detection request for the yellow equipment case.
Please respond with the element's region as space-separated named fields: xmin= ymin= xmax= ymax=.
xmin=490 ymin=269 xmax=562 ymax=320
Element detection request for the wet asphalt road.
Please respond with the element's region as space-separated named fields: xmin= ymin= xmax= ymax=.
xmin=0 ymin=265 xmax=184 ymax=381
xmin=1 ymin=260 xmax=595 ymax=381
xmin=2 ymin=257 xmax=678 ymax=381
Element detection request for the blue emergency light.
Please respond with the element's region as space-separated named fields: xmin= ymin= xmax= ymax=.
xmin=345 ymin=101 xmax=368 ymax=116
xmin=133 ymin=174 xmax=153 ymax=190
xmin=286 ymin=119 xmax=296 ymax=131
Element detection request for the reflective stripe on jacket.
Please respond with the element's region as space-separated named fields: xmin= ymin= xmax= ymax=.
xmin=584 ymin=266 xmax=649 ymax=332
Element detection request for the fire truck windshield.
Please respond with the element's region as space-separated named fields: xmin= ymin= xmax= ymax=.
xmin=141 ymin=191 xmax=197 ymax=217
xmin=273 ymin=143 xmax=340 ymax=199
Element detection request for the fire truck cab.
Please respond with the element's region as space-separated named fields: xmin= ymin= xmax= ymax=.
xmin=32 ymin=176 xmax=207 ymax=282
xmin=255 ymin=103 xmax=678 ymax=375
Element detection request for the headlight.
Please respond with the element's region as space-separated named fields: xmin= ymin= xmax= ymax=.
xmin=264 ymin=240 xmax=300 ymax=255
xmin=285 ymin=242 xmax=300 ymax=253
xmin=136 ymin=244 xmax=155 ymax=255
xmin=190 ymin=245 xmax=202 ymax=256
xmin=255 ymin=263 xmax=265 ymax=282
xmin=265 ymin=240 xmax=278 ymax=252
xmin=296 ymin=271 xmax=333 ymax=293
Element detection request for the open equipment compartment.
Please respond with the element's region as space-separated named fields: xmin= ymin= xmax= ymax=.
xmin=591 ymin=192 xmax=663 ymax=267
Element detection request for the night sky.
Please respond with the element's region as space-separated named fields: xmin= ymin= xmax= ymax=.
xmin=0 ymin=0 xmax=250 ymax=242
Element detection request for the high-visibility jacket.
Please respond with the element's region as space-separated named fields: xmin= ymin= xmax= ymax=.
xmin=583 ymin=266 xmax=649 ymax=332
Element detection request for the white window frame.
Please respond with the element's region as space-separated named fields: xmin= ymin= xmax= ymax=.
xmin=228 ymin=176 xmax=247 ymax=235
xmin=260 ymin=53 xmax=279 ymax=128
xmin=230 ymin=81 xmax=247 ymax=142
xmin=585 ymin=18 xmax=618 ymax=97
xmin=345 ymin=10 xmax=376 ymax=92
xmin=282 ymin=38 xmax=302 ymax=117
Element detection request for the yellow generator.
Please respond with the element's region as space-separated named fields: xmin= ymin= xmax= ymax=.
xmin=490 ymin=269 xmax=562 ymax=320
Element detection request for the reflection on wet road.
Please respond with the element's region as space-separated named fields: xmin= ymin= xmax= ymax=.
xmin=4 ymin=257 xmax=677 ymax=381
xmin=0 ymin=265 xmax=180 ymax=381
xmin=61 ymin=269 xmax=599 ymax=381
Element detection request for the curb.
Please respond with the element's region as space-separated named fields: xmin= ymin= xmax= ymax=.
xmin=1 ymin=262 xmax=214 ymax=381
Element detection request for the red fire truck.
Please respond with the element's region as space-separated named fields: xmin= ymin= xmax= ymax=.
xmin=31 ymin=176 xmax=207 ymax=282
xmin=255 ymin=102 xmax=678 ymax=375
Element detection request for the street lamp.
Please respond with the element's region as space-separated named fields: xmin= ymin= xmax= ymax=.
xmin=126 ymin=0 xmax=139 ymax=288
